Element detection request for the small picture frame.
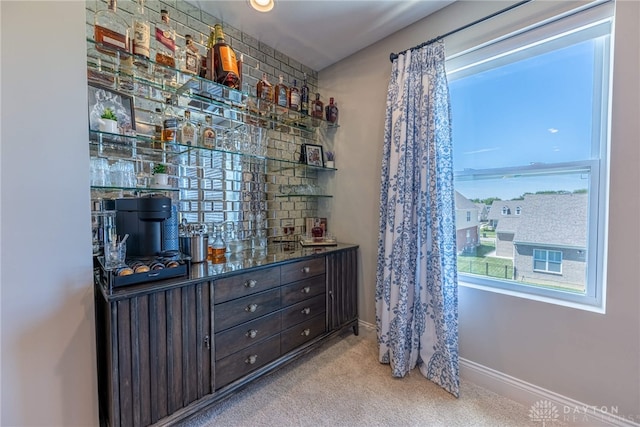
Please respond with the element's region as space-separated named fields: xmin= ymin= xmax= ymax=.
xmin=87 ymin=83 xmax=136 ymax=134
xmin=303 ymin=144 xmax=324 ymax=167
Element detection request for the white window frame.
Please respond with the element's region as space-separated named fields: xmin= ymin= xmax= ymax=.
xmin=447 ymin=1 xmax=613 ymax=312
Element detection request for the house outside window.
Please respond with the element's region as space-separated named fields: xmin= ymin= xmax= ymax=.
xmin=447 ymin=1 xmax=612 ymax=311
xmin=466 ymin=211 xmax=471 ymax=222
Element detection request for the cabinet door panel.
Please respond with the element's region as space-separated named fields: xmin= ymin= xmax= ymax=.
xmin=327 ymin=248 xmax=359 ymax=331
xmin=281 ymin=257 xmax=325 ymax=284
xmin=112 ymin=282 xmax=213 ymax=427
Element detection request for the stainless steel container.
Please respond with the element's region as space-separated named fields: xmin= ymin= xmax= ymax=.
xmin=179 ymin=234 xmax=207 ymax=263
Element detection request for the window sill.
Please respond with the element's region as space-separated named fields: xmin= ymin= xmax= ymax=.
xmin=458 ymin=278 xmax=606 ymax=314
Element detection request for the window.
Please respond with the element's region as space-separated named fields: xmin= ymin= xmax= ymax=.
xmin=447 ymin=2 xmax=612 ymax=310
xmin=534 ymin=249 xmax=563 ymax=273
xmin=466 ymin=211 xmax=471 ymax=222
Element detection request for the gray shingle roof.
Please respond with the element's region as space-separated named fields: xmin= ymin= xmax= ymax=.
xmin=455 ymin=191 xmax=478 ymax=210
xmin=514 ymin=193 xmax=587 ymax=248
xmin=489 ymin=194 xmax=587 ymax=248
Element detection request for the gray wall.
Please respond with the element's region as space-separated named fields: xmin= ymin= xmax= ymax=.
xmin=1 ymin=2 xmax=97 ymax=425
xmin=320 ymin=0 xmax=639 ymax=419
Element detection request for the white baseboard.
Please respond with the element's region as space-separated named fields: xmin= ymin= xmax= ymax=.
xmin=358 ymin=319 xmax=376 ymax=330
xmin=460 ymin=358 xmax=640 ymax=427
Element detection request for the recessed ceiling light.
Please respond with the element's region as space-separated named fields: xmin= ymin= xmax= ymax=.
xmin=249 ymin=0 xmax=275 ymax=13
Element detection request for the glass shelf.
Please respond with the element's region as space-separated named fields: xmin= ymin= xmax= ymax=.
xmin=86 ymin=38 xmax=340 ymax=131
xmin=275 ymin=194 xmax=333 ymax=198
xmin=89 ymin=130 xmax=335 ymax=171
xmin=91 ymin=185 xmax=179 ymax=192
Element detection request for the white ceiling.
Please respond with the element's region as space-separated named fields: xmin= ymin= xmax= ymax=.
xmin=187 ymin=0 xmax=454 ymax=71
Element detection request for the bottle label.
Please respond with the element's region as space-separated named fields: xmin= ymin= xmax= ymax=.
xmin=219 ymin=46 xmax=238 ymax=74
xmin=181 ymin=125 xmax=195 ymax=146
xmin=290 ymin=91 xmax=300 ymax=110
xmin=202 ymin=129 xmax=216 ymax=148
xmin=132 ymin=21 xmax=150 ymax=58
xmin=277 ymin=87 xmax=288 ymax=107
xmin=185 ymin=51 xmax=199 ymax=74
xmin=162 ymin=128 xmax=176 ymax=142
xmin=156 ymin=27 xmax=176 ymax=53
xmin=95 ymin=25 xmax=128 ymax=52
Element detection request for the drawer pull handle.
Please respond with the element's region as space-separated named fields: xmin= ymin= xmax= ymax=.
xmin=302 ymin=266 xmax=310 ymax=273
xmin=301 ymin=307 xmax=311 ymax=315
xmin=244 ymin=279 xmax=257 ymax=288
xmin=301 ymin=328 xmax=311 ymax=336
xmin=245 ymin=355 xmax=258 ymax=365
xmin=246 ymin=329 xmax=258 ymax=339
xmin=245 ymin=303 xmax=258 ymax=313
xmin=301 ymin=286 xmax=311 ymax=294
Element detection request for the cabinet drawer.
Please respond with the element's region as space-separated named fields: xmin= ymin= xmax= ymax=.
xmin=281 ymin=274 xmax=325 ymax=307
xmin=281 ymin=294 xmax=326 ymax=329
xmin=214 ymin=288 xmax=281 ymax=332
xmin=281 ymin=315 xmax=326 ymax=355
xmin=214 ymin=266 xmax=280 ymax=304
xmin=215 ymin=334 xmax=281 ymax=390
xmin=281 ymin=257 xmax=325 ymax=284
xmin=215 ymin=311 xmax=281 ymax=361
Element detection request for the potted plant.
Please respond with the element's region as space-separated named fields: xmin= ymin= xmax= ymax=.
xmin=325 ymin=151 xmax=335 ymax=169
xmin=152 ymin=163 xmax=169 ymax=187
xmin=98 ymin=107 xmax=118 ymax=133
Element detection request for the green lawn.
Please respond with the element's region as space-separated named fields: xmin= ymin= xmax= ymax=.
xmin=457 ymin=242 xmax=513 ymax=280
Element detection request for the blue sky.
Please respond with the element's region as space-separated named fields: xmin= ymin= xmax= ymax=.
xmin=448 ymin=39 xmax=597 ymax=201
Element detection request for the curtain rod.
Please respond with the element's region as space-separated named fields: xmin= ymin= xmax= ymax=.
xmin=389 ymin=0 xmax=532 ymax=63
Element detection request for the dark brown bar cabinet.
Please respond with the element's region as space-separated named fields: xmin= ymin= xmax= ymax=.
xmin=94 ymin=244 xmax=358 ymax=426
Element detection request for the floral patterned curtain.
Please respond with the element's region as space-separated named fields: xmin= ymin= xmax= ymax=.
xmin=376 ymin=41 xmax=459 ymax=397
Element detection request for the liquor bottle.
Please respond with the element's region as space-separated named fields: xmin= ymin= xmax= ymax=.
xmin=162 ymin=97 xmax=178 ymax=144
xmin=179 ymin=110 xmax=197 ymax=146
xmin=256 ymin=72 xmax=273 ymax=121
xmin=311 ymin=218 xmax=324 ymax=242
xmin=155 ymin=9 xmax=176 ymax=69
xmin=199 ymin=55 xmax=208 ymax=79
xmin=289 ymin=79 xmax=300 ymax=111
xmin=311 ymin=93 xmax=324 ymax=126
xmin=94 ymin=0 xmax=130 ymax=56
xmin=181 ymin=34 xmax=200 ymax=75
xmin=300 ymin=73 xmax=309 ymax=115
xmin=256 ymin=72 xmax=272 ymax=100
xmin=201 ymin=115 xmax=216 ymax=148
xmin=206 ymin=24 xmax=240 ymax=89
xmin=131 ymin=0 xmax=150 ymax=67
xmin=274 ymin=75 xmax=289 ymax=109
xmin=237 ymin=53 xmax=244 ymax=89
xmin=325 ymin=97 xmax=339 ymax=124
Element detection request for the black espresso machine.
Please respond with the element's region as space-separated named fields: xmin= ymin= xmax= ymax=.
xmin=115 ymin=195 xmax=172 ymax=257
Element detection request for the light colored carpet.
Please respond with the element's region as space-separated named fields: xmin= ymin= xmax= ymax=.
xmin=182 ymin=325 xmax=540 ymax=427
